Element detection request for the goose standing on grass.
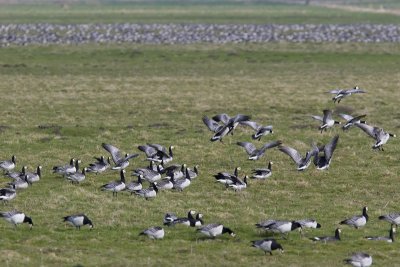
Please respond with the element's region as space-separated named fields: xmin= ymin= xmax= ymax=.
xmin=125 ymin=175 xmax=143 ymax=194
xmin=278 ymin=144 xmax=318 ymax=171
xmin=328 ymin=86 xmax=366 ymax=103
xmin=251 ymin=239 xmax=284 ymax=255
xmin=134 ymin=183 xmax=158 ymax=200
xmin=365 ymin=227 xmax=395 ymax=242
xmin=154 ymin=178 xmax=173 ymax=190
xmin=236 ymin=140 xmax=282 ymax=160
xmin=252 ymin=161 xmax=273 ymax=179
xmin=102 ymin=143 xmax=139 ymax=170
xmin=339 ymin=114 xmax=367 ymax=131
xmin=63 ymin=214 xmax=93 ymax=230
xmin=8 ymin=176 xmax=30 ymax=189
xmin=259 ymin=220 xmax=302 ymax=239
xmin=66 ymin=168 xmax=87 ymax=184
xmin=100 ymin=169 xmax=126 ymax=196
xmin=87 ymin=156 xmax=110 ymax=175
xmin=171 ymin=169 xmax=192 ymax=192
xmin=0 ymin=210 xmax=33 ymax=229
xmin=0 ymin=155 xmax=16 ymax=172
xmin=25 ymin=166 xmax=42 ymax=183
xmin=379 ymin=213 xmax=400 ymax=227
xmin=210 ymin=114 xmax=251 ymax=142
xmin=241 ymin=121 xmax=273 ymax=141
xmin=313 ymin=135 xmax=339 ymax=170
xmin=310 ymin=228 xmax=341 ymax=242
xmin=312 ymin=109 xmax=341 ymax=133
xmin=354 ymin=123 xmax=395 ymax=151
xmin=5 ymin=166 xmax=27 ymax=180
xmin=52 ymin=158 xmax=76 ymax=176
xmin=139 ymin=226 xmax=165 ymax=240
xmin=0 ymin=188 xmax=16 ymax=202
xmin=214 ymin=167 xmax=241 ymax=186
xmin=340 ymin=207 xmax=369 ymax=229
xmin=197 ymin=223 xmax=236 ymax=238
xmin=344 ymin=252 xmax=372 ymax=267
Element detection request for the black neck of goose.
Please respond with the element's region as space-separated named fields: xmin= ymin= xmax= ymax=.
xmin=185 ymin=169 xmax=191 ymax=180
xmin=170 ymin=173 xmax=175 ymax=182
xmin=120 ymin=170 xmax=125 ymax=183
xmin=222 ymin=227 xmax=234 ymax=235
xmin=75 ymin=160 xmax=80 ymax=170
xmin=22 ymin=166 xmax=27 ymax=174
xmin=234 ymin=167 xmax=239 ymax=177
xmin=149 ymin=161 xmax=154 ymax=170
xmin=83 ymin=216 xmax=92 ymax=227
xmin=291 ymin=222 xmax=301 ymax=231
xmin=70 ymin=159 xmax=74 ymax=166
xmin=389 ymin=133 xmax=395 ymax=137
xmin=363 ymin=208 xmax=369 ymax=221
xmin=335 ymin=229 xmax=341 ymax=240
xmin=187 ymin=211 xmax=195 ymax=220
xmin=37 ymin=166 xmax=41 ymax=177
xmin=244 ymin=176 xmax=247 ymax=185
xmin=268 ymin=162 xmax=272 ymax=170
xmin=152 ymin=183 xmax=158 ymax=192
xmin=24 ymin=216 xmax=33 ymax=226
xmin=137 ymin=175 xmax=142 ymax=184
xmin=194 ymin=166 xmax=198 ymax=175
xmin=107 ymin=157 xmax=111 ymax=164
xmin=12 ymin=156 xmax=16 ymax=164
xmin=169 ymin=146 xmax=173 ymax=157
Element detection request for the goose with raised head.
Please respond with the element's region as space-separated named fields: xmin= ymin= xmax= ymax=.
xmin=100 ymin=169 xmax=126 ymax=196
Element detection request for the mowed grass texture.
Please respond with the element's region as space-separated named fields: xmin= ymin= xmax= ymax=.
xmin=0 ymin=44 xmax=400 ymax=266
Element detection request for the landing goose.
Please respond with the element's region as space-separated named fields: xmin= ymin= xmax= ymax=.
xmin=252 ymin=161 xmax=273 ymax=179
xmin=148 ymin=144 xmax=174 ymax=163
xmin=241 ymin=121 xmax=273 ymax=141
xmin=251 ymin=239 xmax=283 ymax=255
xmin=210 ymin=114 xmax=251 ymax=142
xmin=202 ymin=115 xmax=224 ymax=133
xmin=354 ymin=122 xmax=395 ymax=151
xmin=140 ymin=226 xmax=165 ymax=239
xmin=340 ymin=207 xmax=368 ymax=229
xmin=125 ymin=175 xmax=143 ymax=194
xmin=102 ymin=143 xmax=139 ymax=170
xmin=311 ymin=110 xmax=341 ymax=133
xmin=66 ymin=168 xmax=87 ymax=184
xmin=87 ymin=156 xmax=110 ymax=174
xmin=63 ymin=214 xmax=93 ymax=230
xmin=379 ymin=213 xmax=400 ymax=227
xmin=344 ymin=252 xmax=372 ymax=267
xmin=310 ymin=228 xmax=341 ymax=242
xmin=52 ymin=158 xmax=76 ymax=176
xmin=100 ymin=169 xmax=126 ymax=196
xmin=214 ymin=167 xmax=240 ymax=185
xmin=0 ymin=210 xmax=33 ymax=229
xmin=328 ymin=86 xmax=366 ymax=103
xmin=313 ymin=135 xmax=339 ymax=170
xmin=197 ymin=223 xmax=235 ymax=238
xmin=25 ymin=166 xmax=42 ymax=183
xmin=237 ymin=140 xmax=282 ymax=160
xmin=0 ymin=188 xmax=16 ymax=202
xmin=0 ymin=155 xmax=16 ymax=172
xmin=365 ymin=227 xmax=395 ymax=242
xmin=133 ymin=183 xmax=158 ymax=200
xmin=279 ymin=144 xmax=318 ymax=171
xmin=339 ymin=114 xmax=367 ymax=131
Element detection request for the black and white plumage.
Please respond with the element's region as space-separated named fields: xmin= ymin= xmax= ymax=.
xmin=256 ymin=219 xmax=278 ymax=229
xmin=210 ymin=114 xmax=251 ymax=142
xmin=171 ymin=169 xmax=192 ymax=192
xmin=100 ymin=169 xmax=126 ymax=196
xmin=125 ymin=175 xmax=143 ymax=194
xmin=228 ymin=175 xmax=248 ymax=191
xmin=0 ymin=210 xmax=33 ymax=229
xmin=52 ymin=158 xmax=77 ymax=176
xmin=279 ymin=144 xmax=318 ymax=171
xmin=0 ymin=188 xmax=16 ymax=202
xmin=339 ymin=114 xmax=367 ymax=131
xmin=186 ymin=165 xmax=199 ymax=179
xmin=251 ymin=239 xmax=284 ymax=255
xmin=5 ymin=165 xmax=27 ymax=180
xmin=311 ymin=228 xmax=341 ymax=242
xmin=365 ymin=227 xmax=395 ymax=242
xmin=311 ymin=109 xmax=341 ymax=133
xmin=197 ymin=223 xmax=235 ymax=238
xmin=0 ymin=155 xmax=16 ymax=172
xmin=214 ymin=167 xmax=241 ymax=186
xmin=154 ymin=178 xmax=173 ymax=190
xmin=379 ymin=213 xmax=400 ymax=227
xmin=160 ymin=164 xmax=186 ymax=180
xmin=354 ymin=123 xmax=395 ymax=151
xmin=133 ymin=183 xmax=158 ymax=200
xmin=241 ymin=121 xmax=273 ymax=141
xmin=102 ymin=143 xmax=139 ymax=170
xmin=66 ymin=168 xmax=87 ymax=184
xmin=328 ymin=86 xmax=366 ymax=103
xmin=313 ymin=135 xmax=339 ymax=170
xmin=132 ymin=167 xmax=161 ymax=183
xmin=344 ymin=252 xmax=372 ymax=267
xmin=237 ymin=140 xmax=282 ymax=160
xmin=140 ymin=226 xmax=165 ymax=239
xmin=138 ymin=144 xmax=174 ymax=163
xmin=25 ymin=166 xmax=42 ymax=183
xmin=163 ymin=213 xmax=178 ymax=226
xmin=340 ymin=207 xmax=369 ymax=229
xmin=168 ymin=210 xmax=202 ymax=227
xmin=8 ymin=176 xmax=30 ymax=189
xmin=87 ymin=156 xmax=110 ymax=174
xmin=202 ymin=115 xmax=224 ymax=133
xmin=296 ymin=219 xmax=322 ymax=229
xmin=259 ymin=220 xmax=302 ymax=238
xmin=63 ymin=214 xmax=93 ymax=230
xmin=252 ymin=161 xmax=273 ymax=179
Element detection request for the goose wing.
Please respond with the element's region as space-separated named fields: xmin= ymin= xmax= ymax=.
xmin=324 ymin=135 xmax=339 ymax=161
xmin=354 ymin=123 xmax=377 ymax=139
xmin=278 ymin=146 xmax=303 ymax=165
xmin=311 ymin=115 xmax=323 ymax=122
xmin=260 ymin=140 xmax=282 ymax=152
xmin=212 ymin=114 xmax=231 ymax=125
xmin=202 ymin=116 xmax=223 ymax=133
xmin=237 ymin=142 xmax=256 ymax=155
xmin=102 ymin=143 xmax=123 ymax=164
xmin=138 ymin=145 xmax=158 ymax=157
xmin=240 ymin=120 xmax=260 ymax=131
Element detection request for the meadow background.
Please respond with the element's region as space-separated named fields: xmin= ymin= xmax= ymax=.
xmin=0 ymin=0 xmax=400 ymax=266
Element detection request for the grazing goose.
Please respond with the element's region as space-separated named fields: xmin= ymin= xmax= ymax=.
xmin=311 ymin=110 xmax=341 ymax=133
xmin=0 ymin=155 xmax=16 ymax=172
xmin=344 ymin=252 xmax=372 ymax=267
xmin=154 ymin=178 xmax=173 ymax=190
xmin=354 ymin=122 xmax=395 ymax=151
xmin=197 ymin=223 xmax=235 ymax=238
xmin=279 ymin=144 xmax=318 ymax=171
xmin=379 ymin=213 xmax=400 ymax=227
xmin=63 ymin=214 xmax=93 ymax=230
xmin=100 ymin=169 xmax=126 ymax=196
xmin=125 ymin=175 xmax=143 ymax=194
xmin=202 ymin=115 xmax=224 ymax=133
xmin=52 ymin=158 xmax=76 ymax=176
xmin=252 ymin=161 xmax=273 ymax=179
xmin=66 ymin=168 xmax=87 ymax=184
xmin=310 ymin=228 xmax=341 ymax=242
xmin=340 ymin=207 xmax=369 ymax=229
xmin=140 ymin=226 xmax=165 ymax=240
xmin=133 ymin=183 xmax=158 ymax=200
xmin=210 ymin=114 xmax=251 ymax=142
xmin=0 ymin=188 xmax=16 ymax=202
xmin=313 ymin=135 xmax=339 ymax=170
xmin=25 ymin=166 xmax=42 ymax=183
xmin=102 ymin=143 xmax=139 ymax=170
xmin=228 ymin=175 xmax=248 ymax=191
xmin=8 ymin=176 xmax=30 ymax=189
xmin=328 ymin=86 xmax=366 ymax=103
xmin=339 ymin=114 xmax=367 ymax=131
xmin=260 ymin=220 xmax=302 ymax=239
xmin=251 ymin=239 xmax=284 ymax=255
xmin=237 ymin=140 xmax=282 ymax=160
xmin=241 ymin=121 xmax=273 ymax=141
xmin=296 ymin=219 xmax=321 ymax=236
xmin=87 ymin=156 xmax=110 ymax=174
xmin=163 ymin=213 xmax=178 ymax=226
xmin=0 ymin=210 xmax=33 ymax=229
xmin=171 ymin=169 xmax=192 ymax=192
xmin=5 ymin=165 xmax=27 ymax=180
xmin=214 ymin=167 xmax=241 ymax=186
xmin=365 ymin=227 xmax=395 ymax=242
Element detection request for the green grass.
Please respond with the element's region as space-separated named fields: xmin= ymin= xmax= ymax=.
xmin=1 ymin=1 xmax=400 ymax=24
xmin=0 ymin=43 xmax=400 ymax=266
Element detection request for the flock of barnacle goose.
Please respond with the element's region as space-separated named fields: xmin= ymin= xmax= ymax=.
xmin=0 ymin=85 xmax=397 ymax=266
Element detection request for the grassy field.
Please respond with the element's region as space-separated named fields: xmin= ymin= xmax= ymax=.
xmin=0 ymin=43 xmax=400 ymax=266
